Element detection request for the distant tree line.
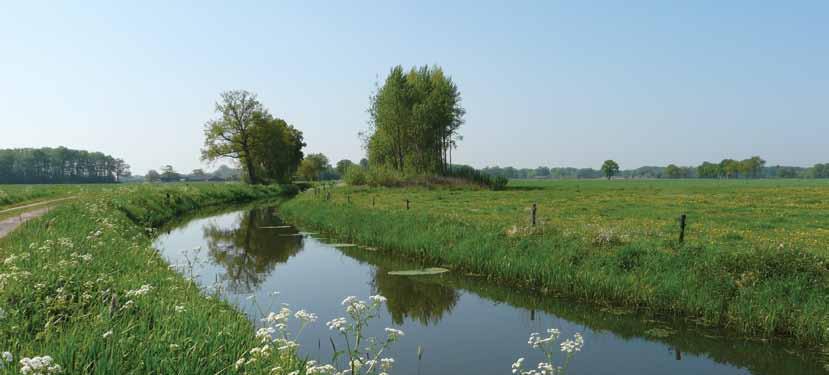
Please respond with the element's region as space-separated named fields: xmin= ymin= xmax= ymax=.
xmin=143 ymin=165 xmax=242 ymax=183
xmin=482 ymin=156 xmax=829 ymax=179
xmin=0 ymin=147 xmax=130 ymax=184
xmin=364 ymin=65 xmax=465 ymax=174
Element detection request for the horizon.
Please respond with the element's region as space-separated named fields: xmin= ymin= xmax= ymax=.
xmin=2 ymin=2 xmax=827 ymax=175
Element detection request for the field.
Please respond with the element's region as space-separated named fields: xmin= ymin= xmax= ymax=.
xmin=333 ymin=179 xmax=829 ymax=256
xmin=0 ymin=184 xmax=306 ymax=373
xmin=280 ymin=179 xmax=829 ymax=345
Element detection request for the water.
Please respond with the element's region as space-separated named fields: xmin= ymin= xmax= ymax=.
xmin=154 ymin=205 xmax=825 ymax=375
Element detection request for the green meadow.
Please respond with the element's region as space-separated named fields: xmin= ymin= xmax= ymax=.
xmin=280 ymin=178 xmax=829 ymax=345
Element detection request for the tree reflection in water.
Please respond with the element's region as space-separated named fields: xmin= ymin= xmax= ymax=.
xmin=203 ymin=207 xmax=303 ymax=293
xmin=371 ymin=268 xmax=459 ymax=325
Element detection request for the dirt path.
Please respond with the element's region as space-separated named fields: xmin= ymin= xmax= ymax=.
xmin=0 ymin=207 xmax=53 ymax=240
xmin=0 ymin=196 xmax=77 ymax=240
xmin=0 ymin=196 xmax=77 ymax=215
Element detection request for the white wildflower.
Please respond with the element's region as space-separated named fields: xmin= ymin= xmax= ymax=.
xmin=102 ymin=330 xmax=113 ymax=339
xmin=294 ymin=310 xmax=317 ymax=324
xmin=384 ymin=328 xmax=404 ymax=340
xmin=326 ymin=317 xmax=348 ymax=333
xmin=125 ymin=284 xmax=153 ymax=297
xmin=19 ymin=355 xmax=62 ymax=374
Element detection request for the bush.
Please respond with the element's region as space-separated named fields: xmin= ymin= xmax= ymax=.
xmin=344 ymin=166 xmax=369 ymax=186
xmin=366 ymin=167 xmax=406 ymax=187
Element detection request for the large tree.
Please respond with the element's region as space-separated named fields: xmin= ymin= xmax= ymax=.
xmin=202 ymin=90 xmax=266 ymax=184
xmin=247 ymin=112 xmax=306 ymax=183
xmin=601 ymin=160 xmax=620 ymax=180
xmin=365 ymin=65 xmax=465 ymax=174
xmin=202 ymin=90 xmax=304 ymax=184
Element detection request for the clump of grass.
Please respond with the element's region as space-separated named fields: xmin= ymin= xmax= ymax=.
xmin=0 ymin=183 xmax=301 ymax=373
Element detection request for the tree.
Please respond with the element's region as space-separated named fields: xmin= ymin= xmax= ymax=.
xmin=601 ymin=160 xmax=620 ymax=180
xmin=365 ymin=65 xmax=465 ymax=174
xmin=298 ymin=153 xmax=330 ymax=181
xmin=202 ymin=90 xmax=266 ymax=184
xmin=697 ymin=162 xmax=721 ymax=178
xmin=160 ymin=165 xmax=181 ymax=182
xmin=359 ymin=158 xmax=369 ymax=169
xmin=145 ymin=169 xmax=161 ymax=182
xmin=191 ymin=169 xmax=206 ymax=178
xmin=336 ymin=160 xmax=355 ymax=176
xmin=720 ymin=159 xmax=740 ymax=178
xmin=247 ymin=112 xmax=306 ymax=183
xmin=664 ymin=164 xmax=691 ymax=179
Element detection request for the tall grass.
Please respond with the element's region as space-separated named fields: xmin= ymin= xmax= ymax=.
xmin=280 ymin=182 xmax=829 ymax=346
xmin=0 ymin=183 xmax=306 ymax=373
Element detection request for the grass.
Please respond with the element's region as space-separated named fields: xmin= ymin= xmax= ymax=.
xmin=0 ymin=184 xmax=89 ymax=210
xmin=280 ymin=179 xmax=829 ymax=346
xmin=0 ymin=183 xmax=308 ymax=374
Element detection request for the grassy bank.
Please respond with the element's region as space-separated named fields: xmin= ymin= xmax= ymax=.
xmin=280 ymin=180 xmax=829 ymax=346
xmin=0 ymin=183 xmax=305 ymax=373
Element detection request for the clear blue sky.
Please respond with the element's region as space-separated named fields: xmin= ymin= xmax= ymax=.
xmin=2 ymin=1 xmax=827 ymax=174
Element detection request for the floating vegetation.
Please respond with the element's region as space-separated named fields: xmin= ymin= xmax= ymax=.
xmin=388 ymin=267 xmax=450 ymax=276
xmin=328 ymin=243 xmax=358 ymax=248
xmin=645 ymin=328 xmax=675 ymax=338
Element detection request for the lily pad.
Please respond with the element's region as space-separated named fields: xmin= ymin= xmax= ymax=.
xmin=388 ymin=267 xmax=450 ymax=276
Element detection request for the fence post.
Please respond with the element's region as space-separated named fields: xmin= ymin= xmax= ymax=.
xmin=531 ymin=203 xmax=537 ymax=226
xmin=406 ymin=199 xmax=410 ymax=210
xmin=372 ymin=196 xmax=376 ymax=207
xmin=679 ymin=213 xmax=687 ymax=243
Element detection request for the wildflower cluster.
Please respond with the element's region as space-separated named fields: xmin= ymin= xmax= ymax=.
xmin=512 ymin=329 xmax=584 ymax=375
xmin=19 ymin=355 xmax=62 ymax=374
xmin=325 ymin=294 xmax=402 ymax=374
xmin=236 ymin=302 xmax=318 ymax=372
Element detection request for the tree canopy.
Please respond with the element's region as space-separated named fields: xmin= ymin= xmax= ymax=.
xmin=364 ymin=65 xmax=465 ymax=175
xmin=202 ymin=90 xmax=305 ymax=184
xmin=601 ymin=160 xmax=620 ymax=180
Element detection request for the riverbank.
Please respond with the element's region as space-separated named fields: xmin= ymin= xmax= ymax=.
xmin=0 ymin=183 xmax=303 ymax=373
xmin=279 ymin=183 xmax=829 ymax=347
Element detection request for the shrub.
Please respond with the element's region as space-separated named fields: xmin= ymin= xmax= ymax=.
xmin=344 ymin=165 xmax=369 ymax=186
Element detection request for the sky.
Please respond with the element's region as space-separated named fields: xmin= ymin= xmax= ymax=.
xmin=1 ymin=1 xmax=827 ymax=175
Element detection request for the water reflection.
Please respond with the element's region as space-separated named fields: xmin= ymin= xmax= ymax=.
xmin=371 ymin=267 xmax=459 ymax=325
xmin=202 ymin=208 xmax=303 ymax=293
xmin=155 ymin=205 xmax=827 ymax=375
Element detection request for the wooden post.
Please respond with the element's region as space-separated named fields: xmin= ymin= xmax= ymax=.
xmin=372 ymin=196 xmax=376 ymax=207
xmin=531 ymin=203 xmax=537 ymax=226
xmin=406 ymin=199 xmax=410 ymax=210
xmin=679 ymin=213 xmax=687 ymax=243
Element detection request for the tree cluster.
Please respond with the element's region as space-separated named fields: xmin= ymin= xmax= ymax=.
xmin=202 ymin=90 xmax=305 ymax=184
xmin=364 ymin=65 xmax=465 ymax=175
xmin=0 ymin=147 xmax=129 ymax=184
